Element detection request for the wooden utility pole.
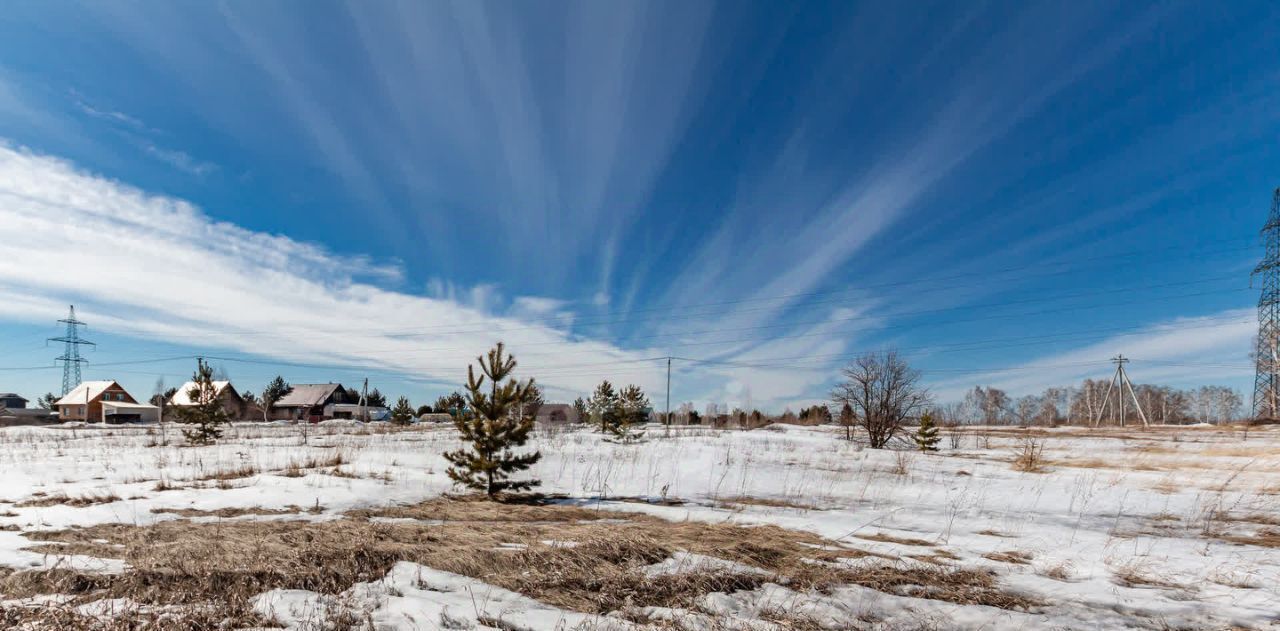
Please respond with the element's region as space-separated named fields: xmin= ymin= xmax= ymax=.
xmin=1092 ymin=355 xmax=1149 ymax=428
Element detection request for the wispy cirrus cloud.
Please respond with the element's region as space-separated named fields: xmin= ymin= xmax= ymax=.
xmin=69 ymin=89 xmax=217 ymax=177
xmin=0 ymin=143 xmax=846 ymax=407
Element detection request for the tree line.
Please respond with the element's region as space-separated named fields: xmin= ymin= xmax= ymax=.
xmin=938 ymin=381 xmax=1244 ymax=426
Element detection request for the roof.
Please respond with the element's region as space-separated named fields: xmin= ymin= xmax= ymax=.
xmin=101 ymin=401 xmax=159 ymax=411
xmin=0 ymin=393 xmax=27 ymax=401
xmin=0 ymin=408 xmax=54 ymax=417
xmin=55 ymin=381 xmax=120 ymax=406
xmin=169 ymin=380 xmax=233 ymax=406
xmin=275 ymin=383 xmax=344 ymax=407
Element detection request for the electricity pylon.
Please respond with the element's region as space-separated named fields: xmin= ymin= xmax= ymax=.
xmin=1092 ymin=355 xmax=1148 ymax=427
xmin=48 ymin=305 xmax=95 ymax=396
xmin=1252 ymin=187 xmax=1280 ymax=419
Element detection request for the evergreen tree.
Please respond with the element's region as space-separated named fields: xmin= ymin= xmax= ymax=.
xmin=435 ymin=391 xmax=467 ymax=418
xmin=619 ymin=385 xmax=650 ymax=425
xmin=391 ymin=396 xmax=415 ymax=425
xmin=839 ymin=403 xmax=855 ymax=441
xmin=443 ymin=343 xmax=541 ymax=497
xmin=914 ymin=412 xmax=940 ymax=452
xmin=516 ymin=382 xmax=544 ymax=421
xmin=262 ymin=376 xmax=291 ymax=421
xmin=572 ymin=397 xmax=589 ymax=425
xmin=366 ymin=388 xmax=388 ymax=408
xmin=178 ymin=358 xmax=229 ymax=445
xmin=36 ymin=392 xmax=58 ymax=410
xmin=587 ymin=380 xmax=621 ymax=433
xmin=416 ymin=404 xmax=434 ymax=416
xmin=614 ymin=384 xmax=650 ymax=442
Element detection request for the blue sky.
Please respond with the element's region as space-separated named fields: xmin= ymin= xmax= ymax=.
xmin=0 ymin=1 xmax=1276 ymax=410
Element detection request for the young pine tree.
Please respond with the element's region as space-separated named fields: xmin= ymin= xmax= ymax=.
xmin=839 ymin=403 xmax=855 ymax=441
xmin=391 ymin=396 xmax=415 ymax=425
xmin=614 ymin=384 xmax=650 ymax=442
xmin=443 ymin=343 xmax=541 ymax=497
xmin=178 ymin=358 xmax=229 ymax=446
xmin=572 ymin=397 xmax=589 ymax=425
xmin=261 ymin=375 xmax=291 ymax=422
xmin=914 ymin=412 xmax=940 ymax=452
xmin=588 ymin=380 xmax=621 ymax=433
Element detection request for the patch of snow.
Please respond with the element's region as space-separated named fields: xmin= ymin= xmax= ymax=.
xmin=642 ymin=551 xmax=774 ymax=579
xmin=256 ymin=562 xmax=636 ymax=630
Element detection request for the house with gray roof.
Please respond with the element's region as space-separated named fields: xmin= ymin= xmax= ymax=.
xmin=269 ymin=383 xmax=350 ymax=422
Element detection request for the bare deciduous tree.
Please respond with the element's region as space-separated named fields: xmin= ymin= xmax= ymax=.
xmin=831 ymin=351 xmax=930 ymax=448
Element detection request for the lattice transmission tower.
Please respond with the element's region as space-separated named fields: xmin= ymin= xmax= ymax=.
xmin=48 ymin=305 xmax=95 ymax=396
xmin=1253 ymin=188 xmax=1280 ymax=420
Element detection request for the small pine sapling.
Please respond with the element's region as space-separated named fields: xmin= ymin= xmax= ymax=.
xmin=390 ymin=396 xmax=415 ymax=425
xmin=443 ymin=343 xmax=541 ymax=497
xmin=613 ymin=384 xmax=650 ymax=443
xmin=914 ymin=412 xmax=940 ymax=452
xmin=178 ymin=358 xmax=229 ymax=446
xmin=588 ymin=380 xmax=621 ymax=434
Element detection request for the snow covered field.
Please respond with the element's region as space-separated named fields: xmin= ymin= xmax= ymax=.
xmin=0 ymin=421 xmax=1277 ymax=629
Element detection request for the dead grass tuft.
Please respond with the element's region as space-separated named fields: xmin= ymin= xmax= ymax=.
xmin=1110 ymin=564 xmax=1186 ymax=590
xmin=853 ymin=532 xmax=934 ymax=547
xmin=14 ymin=492 xmax=121 ymax=508
xmin=713 ymin=496 xmax=821 ymax=511
xmin=1011 ymin=436 xmax=1047 ymax=473
xmin=190 ymin=464 xmax=257 ymax=482
xmin=150 ymin=506 xmax=303 ymax=518
xmin=983 ymin=550 xmax=1033 ymax=565
xmin=1213 ymin=528 xmax=1280 ymax=548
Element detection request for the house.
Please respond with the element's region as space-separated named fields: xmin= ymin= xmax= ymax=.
xmin=168 ymin=380 xmax=247 ymax=420
xmin=55 ymin=381 xmax=159 ymax=423
xmin=536 ymin=403 xmax=579 ymax=425
xmin=270 ymin=383 xmax=349 ymax=422
xmin=0 ymin=393 xmax=57 ymax=426
xmin=330 ymin=403 xmax=390 ymax=421
xmin=0 ymin=393 xmax=28 ymax=409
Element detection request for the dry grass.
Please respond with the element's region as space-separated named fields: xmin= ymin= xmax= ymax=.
xmin=190 ymin=464 xmax=257 ymax=482
xmin=277 ymin=451 xmax=349 ymax=478
xmin=852 ymin=532 xmax=935 ymax=547
xmin=713 ymin=495 xmax=821 ymax=511
xmin=13 ymin=492 xmax=121 ymax=508
xmin=1011 ymin=436 xmax=1047 ymax=473
xmin=150 ymin=506 xmax=303 ymax=518
xmin=1040 ymin=561 xmax=1074 ymax=582
xmin=1110 ymin=564 xmax=1187 ymax=590
xmin=4 ymin=497 xmax=1038 ymax=625
xmin=1213 ymin=529 xmax=1280 ymax=548
xmin=982 ymin=550 xmax=1033 ymax=565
